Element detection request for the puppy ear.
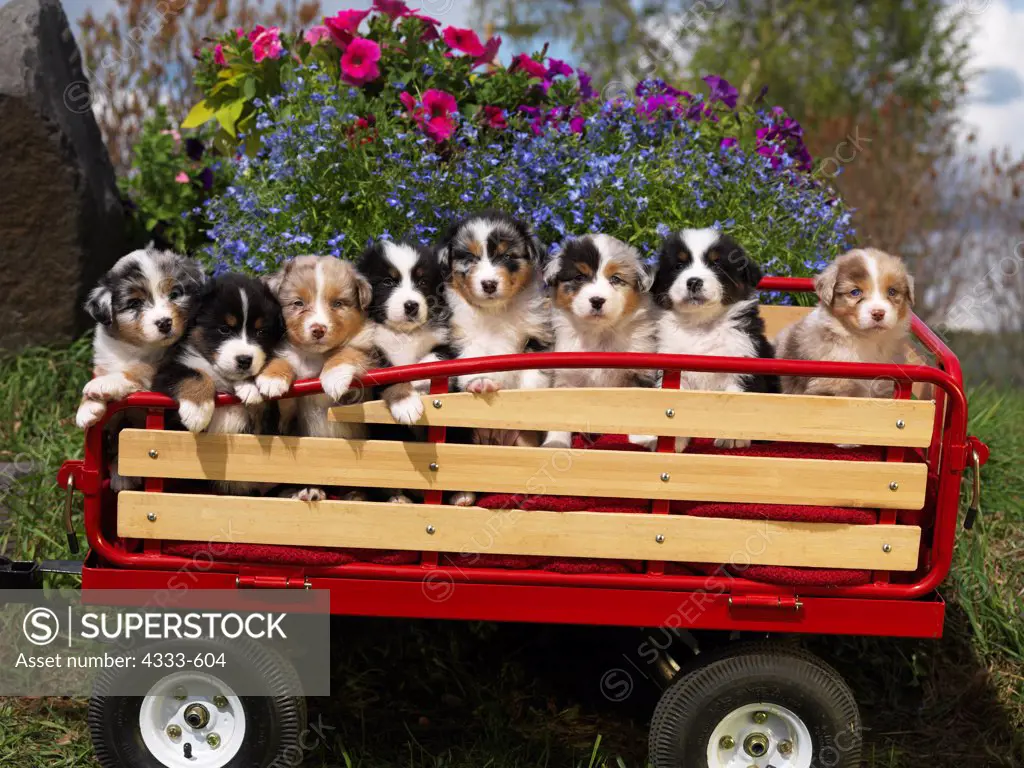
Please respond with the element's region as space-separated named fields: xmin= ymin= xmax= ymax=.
xmin=541 ymin=250 xmax=562 ymax=287
xmin=905 ymin=273 xmax=915 ymax=306
xmin=180 ymin=258 xmax=207 ymax=294
xmin=637 ymin=260 xmax=655 ymax=293
xmin=528 ymin=233 xmax=546 ymax=263
xmin=355 ymin=273 xmax=373 ymax=311
xmin=814 ymin=261 xmax=839 ymax=306
xmin=262 ymin=260 xmax=292 ymax=296
xmin=741 ymin=250 xmax=763 ymax=290
xmin=84 ymin=282 xmax=113 ymax=326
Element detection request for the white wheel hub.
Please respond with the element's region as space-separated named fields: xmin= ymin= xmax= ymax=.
xmin=706 ymin=702 xmax=812 ymax=768
xmin=139 ymin=671 xmax=246 ymax=767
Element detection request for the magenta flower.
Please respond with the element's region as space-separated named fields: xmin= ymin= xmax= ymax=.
xmin=340 ymin=37 xmax=381 ymax=86
xmin=578 ymin=70 xmax=595 ymax=100
xmin=213 ymin=43 xmax=226 ymax=66
xmin=702 ymin=74 xmax=738 ymax=109
xmin=546 ymin=58 xmax=573 ymax=78
xmin=235 ymin=27 xmax=245 ymax=39
xmin=304 ymin=25 xmax=330 ymax=45
xmin=250 ymin=26 xmax=284 ymax=63
xmin=570 ymin=115 xmax=586 ymax=134
xmin=473 ymin=35 xmax=501 ymax=67
xmin=421 ymin=89 xmax=458 ymax=142
xmin=720 ymin=137 xmax=738 ymax=150
xmin=373 ymin=0 xmax=411 ymax=18
xmin=442 ymin=26 xmax=485 ymax=57
xmin=174 ymin=172 xmax=189 ymax=184
xmin=481 ymin=106 xmax=507 ymax=130
xmin=411 ymin=12 xmax=441 ymax=40
xmin=512 ymin=53 xmax=547 ymax=79
xmin=324 ymin=9 xmax=370 ymax=49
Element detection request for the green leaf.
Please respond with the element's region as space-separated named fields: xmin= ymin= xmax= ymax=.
xmin=243 ymin=77 xmax=256 ymax=101
xmin=181 ymin=100 xmax=216 ymax=129
xmin=214 ymin=100 xmax=246 ymax=138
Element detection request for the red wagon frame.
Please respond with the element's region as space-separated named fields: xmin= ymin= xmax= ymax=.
xmin=60 ymin=277 xmax=985 ymax=640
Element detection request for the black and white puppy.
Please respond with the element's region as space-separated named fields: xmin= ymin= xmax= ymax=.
xmin=358 ymin=240 xmax=451 ymax=425
xmin=541 ymin=234 xmax=658 ymax=449
xmin=76 ymin=246 xmax=205 ymax=429
xmin=653 ymin=228 xmax=779 ymax=451
xmin=155 ymin=274 xmax=285 ymax=493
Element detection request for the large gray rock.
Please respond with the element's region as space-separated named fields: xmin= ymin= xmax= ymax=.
xmin=0 ymin=0 xmax=124 ymax=350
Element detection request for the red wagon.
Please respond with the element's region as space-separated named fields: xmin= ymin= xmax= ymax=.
xmin=56 ymin=277 xmax=988 ymax=768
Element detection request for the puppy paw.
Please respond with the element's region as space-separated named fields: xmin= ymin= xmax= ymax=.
xmin=449 ymin=491 xmax=476 ymax=507
xmin=628 ymin=434 xmax=658 ymax=451
xmin=466 ymin=377 xmax=500 ymax=395
xmin=292 ymin=487 xmax=327 ymax=502
xmin=674 ymin=436 xmax=691 ymax=453
xmin=389 ymin=394 xmax=424 ymax=425
xmin=388 ymin=493 xmax=414 ymax=504
xmin=321 ymin=365 xmax=355 ymax=402
xmin=83 ymin=374 xmax=138 ymax=403
xmin=233 ymin=380 xmax=264 ymax=406
xmin=179 ymin=399 xmax=215 ymax=432
xmin=256 ymin=373 xmax=290 ymax=399
xmin=714 ymin=438 xmax=751 ymax=450
xmin=75 ymin=399 xmax=106 ymax=429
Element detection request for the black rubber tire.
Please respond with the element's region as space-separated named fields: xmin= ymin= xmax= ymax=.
xmin=88 ymin=637 xmax=306 ymax=768
xmin=649 ymin=642 xmax=862 ymax=768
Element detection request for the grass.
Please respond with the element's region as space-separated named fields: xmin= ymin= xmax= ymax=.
xmin=0 ymin=340 xmax=1021 ymax=767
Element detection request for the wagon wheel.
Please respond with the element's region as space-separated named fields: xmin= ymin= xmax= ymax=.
xmin=649 ymin=642 xmax=861 ymax=768
xmin=88 ymin=637 xmax=306 ymax=768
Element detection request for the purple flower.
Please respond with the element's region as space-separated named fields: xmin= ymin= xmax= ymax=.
xmin=578 ymin=70 xmax=595 ymax=100
xmin=185 ymin=138 xmax=204 ymax=161
xmin=702 ymin=75 xmax=738 ymax=109
xmin=546 ymin=58 xmax=573 ymax=78
xmin=198 ymin=167 xmax=214 ymax=191
xmin=720 ymin=137 xmax=738 ymax=149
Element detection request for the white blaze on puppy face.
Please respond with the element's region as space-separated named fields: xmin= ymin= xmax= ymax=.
xmin=214 ymin=288 xmax=266 ymax=379
xmin=669 ymin=229 xmax=725 ymax=308
xmin=551 ymin=234 xmax=646 ymax=326
xmin=447 ymin=217 xmax=537 ymax=307
xmin=383 ymin=243 xmax=428 ymax=328
xmin=276 ymin=255 xmax=368 ymax=351
xmin=828 ymin=248 xmax=914 ymax=334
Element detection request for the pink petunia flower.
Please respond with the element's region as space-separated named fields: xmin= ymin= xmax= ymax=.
xmin=481 ymin=106 xmax=507 ymax=130
xmin=473 ymin=35 xmax=501 ymax=67
xmin=546 ymin=57 xmax=573 ymax=78
xmin=340 ymin=37 xmax=381 ymax=86
xmin=570 ymin=115 xmax=586 ymax=134
xmin=213 ymin=43 xmax=226 ymax=66
xmin=512 ymin=53 xmax=547 ymax=79
xmin=402 ymin=89 xmax=458 ymax=143
xmin=399 ymin=91 xmax=419 ymax=115
xmin=174 ymin=172 xmax=189 ymax=184
xmin=250 ymin=26 xmax=284 ymax=63
xmin=304 ymin=25 xmax=330 ymax=45
xmin=411 ymin=12 xmax=441 ymax=40
xmin=442 ymin=26 xmax=485 ymax=57
xmin=324 ymin=9 xmax=370 ymax=49
xmin=235 ymin=27 xmax=245 ymax=39
xmin=373 ymin=0 xmax=411 ymax=18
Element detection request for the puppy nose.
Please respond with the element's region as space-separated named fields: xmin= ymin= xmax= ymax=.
xmin=481 ymin=280 xmax=498 ymax=295
xmin=871 ymin=309 xmax=886 ymax=322
xmin=235 ymin=355 xmax=253 ymax=370
xmin=590 ymin=296 xmax=606 ymax=309
xmin=310 ymin=324 xmax=326 ymax=340
xmin=404 ymin=300 xmax=420 ymax=317
xmin=686 ymin=277 xmax=704 ymax=292
xmin=155 ymin=317 xmax=172 ymax=334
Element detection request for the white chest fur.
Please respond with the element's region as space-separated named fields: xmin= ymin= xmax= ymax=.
xmin=553 ymin=307 xmax=656 ymax=388
xmin=657 ymin=302 xmax=757 ymax=393
xmin=374 ymin=323 xmax=446 ymax=367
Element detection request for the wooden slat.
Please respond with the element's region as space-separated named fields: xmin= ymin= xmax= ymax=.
xmin=330 ymin=389 xmax=934 ymax=447
xmin=118 ymin=492 xmax=922 ymax=571
xmin=118 ymin=429 xmax=927 ymax=509
xmin=761 ymin=304 xmax=811 ymax=340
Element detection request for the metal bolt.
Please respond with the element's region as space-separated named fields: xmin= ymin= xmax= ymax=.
xmin=147 ymin=513 xmax=157 ymax=522
xmin=718 ymin=735 xmax=735 ymax=750
xmin=778 ymin=740 xmax=793 ymax=756
xmin=889 ymin=481 xmax=899 ymax=491
xmin=752 ymin=711 xmax=768 ymax=724
xmin=655 ymin=534 xmax=665 ymax=544
xmin=882 ymin=543 xmax=892 ymax=553
xmin=425 ymin=525 xmax=436 ymax=535
xmin=183 ymin=703 xmax=210 ymax=730
xmin=660 ymin=472 xmax=670 ymax=482
xmin=432 ymin=399 xmax=443 ymax=409
xmin=896 ymin=419 xmax=905 ymax=430
xmin=172 ymin=686 xmax=187 ymax=700
xmin=743 ymin=732 xmax=770 ymax=757
xmin=212 ymin=696 xmax=228 ymax=709
xmin=206 ymin=733 xmax=221 ymax=749
xmin=148 ymin=449 xmax=159 ymax=459
xmin=429 ymin=462 xmax=439 ymax=472
xmin=665 ymin=408 xmax=675 ymax=418
xmin=166 ymin=725 xmax=182 ymax=739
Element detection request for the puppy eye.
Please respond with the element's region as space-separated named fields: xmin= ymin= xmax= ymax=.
xmin=218 ymin=325 xmax=232 ymax=335
xmin=707 ymin=252 xmax=720 ymax=263
xmin=126 ymin=299 xmax=144 ymax=311
xmin=167 ymin=288 xmax=183 ymax=301
xmin=850 ymin=288 xmax=863 ymax=298
xmin=382 ymin=278 xmax=396 ymax=288
xmin=887 ymin=287 xmax=898 ymax=298
xmin=331 ymin=299 xmax=348 ymax=309
xmin=609 ymin=275 xmax=626 ymax=286
xmin=572 ymin=274 xmax=587 ymax=284
xmin=255 ymin=328 xmax=269 ymax=337
xmin=291 ymin=299 xmax=304 ymax=308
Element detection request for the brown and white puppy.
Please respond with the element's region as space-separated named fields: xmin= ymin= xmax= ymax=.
xmin=776 ymin=247 xmax=914 ymax=398
xmin=540 ymin=234 xmax=658 ymax=450
xmin=76 ymin=246 xmax=205 ymax=429
xmin=257 ymin=255 xmax=374 ymax=501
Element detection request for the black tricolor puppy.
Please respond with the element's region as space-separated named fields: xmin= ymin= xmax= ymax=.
xmin=652 ymin=228 xmax=778 ymax=451
xmin=358 ymin=240 xmax=452 ymax=425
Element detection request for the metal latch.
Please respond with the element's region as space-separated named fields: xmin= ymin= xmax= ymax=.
xmin=963 ymin=449 xmax=982 ymax=531
xmin=235 ymin=574 xmax=311 ymax=589
xmin=728 ymin=595 xmax=803 ymax=612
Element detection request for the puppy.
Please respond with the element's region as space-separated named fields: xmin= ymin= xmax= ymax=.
xmin=358 ymin=240 xmax=451 ymax=425
xmin=154 ymin=274 xmax=285 ymax=495
xmin=76 ymin=246 xmax=205 ymax=429
xmin=540 ymin=234 xmax=658 ymax=450
xmin=256 ymin=255 xmax=374 ymax=501
xmin=776 ymin=248 xmax=914 ymax=398
xmin=653 ymin=228 xmax=779 ymax=451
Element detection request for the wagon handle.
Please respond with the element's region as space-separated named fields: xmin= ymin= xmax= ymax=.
xmin=963 ymin=449 xmax=982 ymax=531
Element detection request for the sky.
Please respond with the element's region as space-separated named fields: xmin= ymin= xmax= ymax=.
xmin=8 ymin=0 xmax=1024 ymax=156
